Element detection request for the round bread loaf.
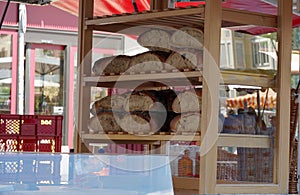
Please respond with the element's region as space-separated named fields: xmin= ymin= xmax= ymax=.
xmin=171 ymin=27 xmax=204 ymax=49
xmin=91 ymin=94 xmax=126 ymax=115
xmin=119 ymin=112 xmax=165 ymax=134
xmin=172 ymin=89 xmax=202 ymax=113
xmin=124 ymin=90 xmax=159 ymax=112
xmin=92 ymin=55 xmax=131 ymax=75
xmin=165 ymin=52 xmax=198 ymax=70
xmin=128 ymin=51 xmax=168 ymax=73
xmin=88 ymin=112 xmax=122 ymax=134
xmin=170 ymin=113 xmax=201 ymax=133
xmin=119 ymin=113 xmax=152 ymax=134
xmin=137 ymin=28 xmax=172 ymax=52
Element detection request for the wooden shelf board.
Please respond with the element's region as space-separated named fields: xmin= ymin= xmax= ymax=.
xmin=86 ymin=5 xmax=277 ymax=33
xmin=218 ymin=133 xmax=271 ymax=148
xmin=84 ymin=71 xmax=203 ymax=88
xmin=81 ymin=133 xmax=201 ymax=142
xmin=83 ymin=70 xmax=275 ymax=88
xmin=172 ymin=176 xmax=199 ymax=190
xmin=220 ymin=70 xmax=275 ymax=88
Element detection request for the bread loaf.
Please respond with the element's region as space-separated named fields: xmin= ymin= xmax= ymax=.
xmin=91 ymin=94 xmax=126 ymax=115
xmin=137 ymin=28 xmax=172 ymax=52
xmin=119 ymin=113 xmax=152 ymax=134
xmin=171 ymin=27 xmax=204 ymax=49
xmin=88 ymin=112 xmax=122 ymax=134
xmin=172 ymin=89 xmax=202 ymax=113
xmin=124 ymin=90 xmax=163 ymax=112
xmin=92 ymin=55 xmax=131 ymax=75
xmin=128 ymin=51 xmax=168 ymax=73
xmin=165 ymin=52 xmax=198 ymax=70
xmin=170 ymin=113 xmax=201 ymax=133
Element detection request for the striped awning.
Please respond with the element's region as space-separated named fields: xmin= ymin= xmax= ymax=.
xmin=226 ymin=88 xmax=277 ymax=109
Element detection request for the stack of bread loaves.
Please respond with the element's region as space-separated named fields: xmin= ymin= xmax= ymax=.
xmin=88 ymin=90 xmax=172 ymax=134
xmin=170 ymin=89 xmax=202 ymax=134
xmin=138 ymin=27 xmax=203 ymax=71
xmin=92 ymin=27 xmax=203 ymax=75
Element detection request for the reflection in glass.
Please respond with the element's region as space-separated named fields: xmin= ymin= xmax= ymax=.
xmin=34 ymin=48 xmax=64 ymax=115
xmin=0 ymin=34 xmax=12 ymax=113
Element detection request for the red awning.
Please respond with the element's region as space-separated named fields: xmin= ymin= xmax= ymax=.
xmin=51 ymin=0 xmax=300 ymax=35
xmin=226 ymin=88 xmax=277 ymax=109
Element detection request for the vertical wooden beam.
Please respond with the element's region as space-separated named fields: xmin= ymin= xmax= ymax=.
xmin=150 ymin=0 xmax=169 ymax=10
xmin=200 ymin=0 xmax=222 ymax=194
xmin=277 ymin=0 xmax=292 ymax=193
xmin=76 ymin=0 xmax=94 ymax=153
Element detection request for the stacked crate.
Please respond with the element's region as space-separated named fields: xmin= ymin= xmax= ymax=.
xmin=0 ymin=114 xmax=63 ymax=153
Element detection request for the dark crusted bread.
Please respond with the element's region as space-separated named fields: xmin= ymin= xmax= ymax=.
xmin=137 ymin=28 xmax=172 ymax=52
xmin=128 ymin=51 xmax=170 ymax=73
xmin=171 ymin=27 xmax=204 ymax=50
xmin=164 ymin=52 xmax=198 ymax=70
xmin=92 ymin=55 xmax=131 ymax=75
xmin=91 ymin=94 xmax=126 ymax=115
xmin=88 ymin=112 xmax=122 ymax=134
xmin=170 ymin=112 xmax=201 ymax=133
xmin=172 ymin=89 xmax=202 ymax=113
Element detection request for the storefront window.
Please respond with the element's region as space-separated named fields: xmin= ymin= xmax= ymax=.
xmin=34 ymin=47 xmax=65 ymax=115
xmin=0 ymin=33 xmax=12 ymax=113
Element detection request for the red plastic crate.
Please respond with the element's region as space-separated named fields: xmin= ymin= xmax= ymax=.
xmin=0 ymin=114 xmax=21 ymax=135
xmin=20 ymin=115 xmax=37 ymax=136
xmin=36 ymin=115 xmax=63 ymax=136
xmin=19 ymin=136 xmax=37 ymax=152
xmin=0 ymin=114 xmax=63 ymax=153
xmin=0 ymin=135 xmax=19 ymax=152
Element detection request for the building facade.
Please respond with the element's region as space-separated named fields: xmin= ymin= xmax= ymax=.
xmin=0 ymin=2 xmax=126 ymax=150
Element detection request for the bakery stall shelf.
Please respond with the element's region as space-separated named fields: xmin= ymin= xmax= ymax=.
xmin=77 ymin=0 xmax=292 ymax=194
xmin=83 ymin=70 xmax=275 ymax=89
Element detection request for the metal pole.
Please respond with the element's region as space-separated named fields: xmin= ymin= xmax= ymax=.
xmin=17 ymin=4 xmax=26 ymax=114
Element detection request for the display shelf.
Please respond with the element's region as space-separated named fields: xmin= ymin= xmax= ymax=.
xmin=218 ymin=134 xmax=271 ymax=148
xmin=81 ymin=133 xmax=201 ymax=142
xmin=220 ymin=70 xmax=276 ymax=88
xmin=84 ymin=70 xmax=275 ymax=88
xmin=84 ymin=71 xmax=203 ymax=88
xmin=81 ymin=133 xmax=271 ymax=148
xmin=77 ymin=0 xmax=292 ymax=194
xmin=85 ymin=5 xmax=277 ymax=33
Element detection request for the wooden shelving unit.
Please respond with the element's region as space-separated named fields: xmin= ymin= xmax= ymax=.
xmin=77 ymin=0 xmax=292 ymax=194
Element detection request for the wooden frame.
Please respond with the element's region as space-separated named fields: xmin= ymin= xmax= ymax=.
xmin=77 ymin=0 xmax=293 ymax=193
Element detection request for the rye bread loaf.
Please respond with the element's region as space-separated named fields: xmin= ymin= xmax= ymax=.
xmin=128 ymin=51 xmax=169 ymax=73
xmin=137 ymin=28 xmax=172 ymax=52
xmin=124 ymin=90 xmax=166 ymax=112
xmin=92 ymin=55 xmax=131 ymax=75
xmin=88 ymin=112 xmax=122 ymax=134
xmin=165 ymin=52 xmax=198 ymax=71
xmin=119 ymin=112 xmax=162 ymax=134
xmin=171 ymin=27 xmax=204 ymax=49
xmin=172 ymin=89 xmax=202 ymax=113
xmin=91 ymin=94 xmax=126 ymax=115
xmin=170 ymin=113 xmax=201 ymax=133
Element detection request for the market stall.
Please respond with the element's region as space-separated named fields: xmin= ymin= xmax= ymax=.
xmin=75 ymin=0 xmax=293 ymax=194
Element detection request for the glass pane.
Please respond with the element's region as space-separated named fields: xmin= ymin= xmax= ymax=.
xmin=34 ymin=48 xmax=64 ymax=115
xmin=0 ymin=33 xmax=12 ymax=113
xmin=222 ymin=87 xmax=277 ymax=135
xmin=217 ymin=146 xmax=274 ymax=183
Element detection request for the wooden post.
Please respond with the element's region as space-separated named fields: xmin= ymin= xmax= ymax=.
xmin=200 ymin=0 xmax=222 ymax=194
xmin=150 ymin=0 xmax=169 ymax=10
xmin=277 ymin=0 xmax=292 ymax=192
xmin=76 ymin=0 xmax=94 ymax=153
